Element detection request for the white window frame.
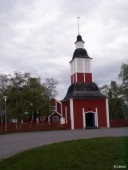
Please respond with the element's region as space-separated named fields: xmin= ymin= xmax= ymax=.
xmin=52 ymin=116 xmax=59 ymax=123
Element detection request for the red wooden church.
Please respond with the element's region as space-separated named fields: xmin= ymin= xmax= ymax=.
xmin=49 ymin=34 xmax=110 ymax=129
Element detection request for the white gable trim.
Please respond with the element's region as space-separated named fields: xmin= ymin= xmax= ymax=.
xmin=52 ymin=97 xmax=61 ymax=104
xmin=48 ymin=111 xmax=62 ymax=118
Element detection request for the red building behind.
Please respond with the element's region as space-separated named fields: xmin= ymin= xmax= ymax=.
xmin=49 ymin=34 xmax=110 ymax=129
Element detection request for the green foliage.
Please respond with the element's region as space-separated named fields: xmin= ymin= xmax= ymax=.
xmin=118 ymin=63 xmax=128 ymax=116
xmin=119 ymin=63 xmax=128 ymax=86
xmin=100 ymin=63 xmax=128 ymax=119
xmin=43 ymin=78 xmax=58 ymax=98
xmin=0 ymin=137 xmax=127 ymax=170
xmin=0 ymin=72 xmax=58 ymax=122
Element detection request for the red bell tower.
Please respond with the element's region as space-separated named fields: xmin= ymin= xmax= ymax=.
xmin=70 ymin=35 xmax=92 ymax=84
xmin=61 ymin=32 xmax=109 ymax=130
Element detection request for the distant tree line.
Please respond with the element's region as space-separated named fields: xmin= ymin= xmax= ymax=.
xmin=100 ymin=63 xmax=128 ymax=119
xmin=0 ymin=72 xmax=58 ymax=123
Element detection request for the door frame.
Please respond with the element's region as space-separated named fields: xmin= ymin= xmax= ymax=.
xmin=83 ymin=109 xmax=98 ymax=128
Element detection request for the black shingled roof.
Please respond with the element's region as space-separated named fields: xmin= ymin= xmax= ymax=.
xmin=70 ymin=34 xmax=92 ymax=61
xmin=62 ymin=82 xmax=106 ymax=101
xmin=72 ymin=48 xmax=92 ymax=60
xmin=75 ymin=35 xmax=85 ymax=43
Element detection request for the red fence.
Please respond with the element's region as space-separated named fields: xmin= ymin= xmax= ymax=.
xmin=1 ymin=120 xmax=128 ymax=132
xmin=0 ymin=122 xmax=65 ymax=133
xmin=110 ymin=119 xmax=128 ymax=127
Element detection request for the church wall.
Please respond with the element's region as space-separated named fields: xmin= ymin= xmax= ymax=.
xmin=57 ymin=34 xmax=109 ymax=130
xmin=57 ymin=102 xmax=61 ymax=114
xmin=73 ymin=99 xmax=107 ymax=129
xmin=62 ymin=100 xmax=71 ymax=129
xmin=50 ymin=98 xmax=61 ymax=114
xmin=51 ymin=98 xmax=56 ymax=107
xmin=77 ymin=73 xmax=84 ymax=82
xmin=85 ymin=73 xmax=92 ymax=82
xmin=71 ymin=73 xmax=92 ymax=84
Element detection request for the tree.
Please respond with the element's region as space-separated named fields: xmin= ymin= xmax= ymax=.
xmin=118 ymin=63 xmax=128 ymax=100
xmin=0 ymin=72 xmax=59 ymax=123
xmin=4 ymin=72 xmax=31 ymax=122
xmin=100 ymin=81 xmax=124 ymax=119
xmin=100 ymin=63 xmax=128 ymax=119
xmin=100 ymin=85 xmax=109 ymax=97
xmin=109 ymin=81 xmax=124 ymax=119
xmin=43 ymin=78 xmax=58 ymax=99
xmin=118 ymin=63 xmax=128 ymax=86
xmin=22 ymin=77 xmax=49 ymax=120
xmin=118 ymin=63 xmax=128 ymax=118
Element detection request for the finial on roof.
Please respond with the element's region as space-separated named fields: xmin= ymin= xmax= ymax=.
xmin=77 ymin=17 xmax=80 ymax=35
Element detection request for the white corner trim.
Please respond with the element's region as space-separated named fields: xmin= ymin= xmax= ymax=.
xmin=75 ymin=58 xmax=77 ymax=72
xmin=61 ymin=103 xmax=63 ymax=117
xmin=70 ymin=99 xmax=74 ymax=130
xmin=76 ymin=73 xmax=77 ymax=82
xmin=82 ymin=108 xmax=85 ymax=129
xmin=55 ymin=100 xmax=57 ymax=112
xmin=48 ymin=117 xmax=50 ymax=123
xmin=65 ymin=107 xmax=68 ymax=123
xmin=95 ymin=107 xmax=99 ymax=127
xmin=106 ymin=98 xmax=110 ymax=128
xmin=75 ymin=59 xmax=78 ymax=82
xmin=84 ymin=73 xmax=86 ymax=82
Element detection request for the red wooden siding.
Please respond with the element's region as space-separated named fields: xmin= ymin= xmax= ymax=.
xmin=71 ymin=73 xmax=92 ymax=84
xmin=73 ymin=99 xmax=107 ymax=129
xmin=85 ymin=73 xmax=92 ymax=82
xmin=62 ymin=100 xmax=71 ymax=129
xmin=50 ymin=112 xmax=61 ymax=124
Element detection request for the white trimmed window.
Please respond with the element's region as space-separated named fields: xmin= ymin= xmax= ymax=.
xmin=52 ymin=116 xmax=59 ymax=123
xmin=51 ymin=106 xmax=56 ymax=111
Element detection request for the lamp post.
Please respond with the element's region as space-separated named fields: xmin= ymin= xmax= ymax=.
xmin=3 ymin=96 xmax=7 ymax=132
xmin=126 ymin=84 xmax=128 ymax=103
xmin=0 ymin=109 xmax=3 ymax=131
xmin=126 ymin=84 xmax=128 ymax=118
xmin=0 ymin=99 xmax=2 ymax=130
xmin=30 ymin=103 xmax=33 ymax=123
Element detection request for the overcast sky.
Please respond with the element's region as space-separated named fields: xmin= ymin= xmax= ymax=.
xmin=0 ymin=0 xmax=128 ymax=100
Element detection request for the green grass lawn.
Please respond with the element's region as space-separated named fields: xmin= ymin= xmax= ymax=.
xmin=0 ymin=137 xmax=127 ymax=170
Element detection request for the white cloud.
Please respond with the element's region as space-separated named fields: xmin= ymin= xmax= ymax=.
xmin=0 ymin=0 xmax=128 ymax=99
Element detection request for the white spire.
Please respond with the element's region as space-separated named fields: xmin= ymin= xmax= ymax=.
xmin=77 ymin=17 xmax=80 ymax=35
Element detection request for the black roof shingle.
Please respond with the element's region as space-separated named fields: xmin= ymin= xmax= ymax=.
xmin=62 ymin=82 xmax=106 ymax=101
xmin=72 ymin=48 xmax=92 ymax=60
xmin=75 ymin=35 xmax=85 ymax=43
